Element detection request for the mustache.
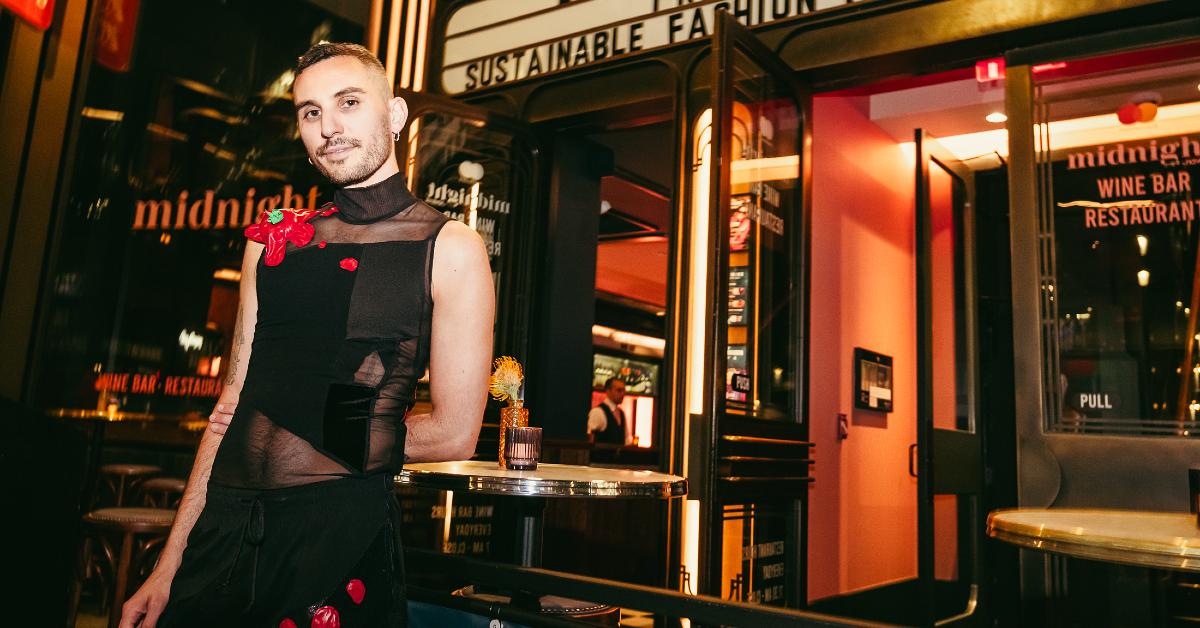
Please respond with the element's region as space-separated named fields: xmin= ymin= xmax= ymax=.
xmin=319 ymin=138 xmax=361 ymax=155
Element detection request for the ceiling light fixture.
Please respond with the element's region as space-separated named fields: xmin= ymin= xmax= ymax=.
xmin=985 ymin=112 xmax=1007 ymax=124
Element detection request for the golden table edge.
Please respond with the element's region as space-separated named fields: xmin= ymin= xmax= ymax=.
xmin=396 ymin=461 xmax=688 ymax=499
xmin=47 ymin=407 xmax=159 ymax=422
xmin=987 ymin=508 xmax=1200 ymax=573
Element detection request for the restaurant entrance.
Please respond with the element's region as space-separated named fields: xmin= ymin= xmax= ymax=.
xmin=678 ymin=12 xmax=812 ymax=608
xmin=794 ymin=37 xmax=1004 ymax=628
xmin=410 ymin=10 xmax=1003 ymax=615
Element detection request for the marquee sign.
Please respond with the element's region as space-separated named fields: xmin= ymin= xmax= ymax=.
xmin=440 ymin=0 xmax=877 ymax=95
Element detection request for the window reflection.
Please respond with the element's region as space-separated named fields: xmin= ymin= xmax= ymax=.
xmin=1038 ymin=43 xmax=1200 ymax=435
xmin=34 ymin=1 xmax=369 ymax=420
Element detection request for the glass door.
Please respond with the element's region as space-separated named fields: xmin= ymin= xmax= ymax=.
xmin=394 ymin=89 xmax=539 ymax=563
xmin=397 ymin=89 xmax=538 ymax=363
xmin=682 ymin=11 xmax=811 ymax=608
xmin=915 ymin=129 xmax=983 ymax=626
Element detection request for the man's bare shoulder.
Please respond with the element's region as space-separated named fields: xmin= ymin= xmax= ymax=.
xmin=433 ymin=218 xmax=488 ymax=262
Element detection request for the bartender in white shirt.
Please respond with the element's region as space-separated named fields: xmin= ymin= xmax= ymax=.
xmin=587 ymin=377 xmax=631 ymax=446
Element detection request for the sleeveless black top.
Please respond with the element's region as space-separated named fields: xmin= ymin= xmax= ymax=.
xmin=211 ymin=172 xmax=450 ymax=489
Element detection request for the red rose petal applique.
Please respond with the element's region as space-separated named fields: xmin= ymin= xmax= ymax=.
xmin=346 ymin=578 xmax=366 ymax=604
xmin=310 ymin=605 xmax=340 ymax=628
xmin=339 ymin=257 xmax=358 ymax=271
xmin=319 ymin=204 xmax=339 ymax=217
xmin=279 ymin=619 xmax=297 ymax=628
xmin=318 ymin=241 xmax=327 ymax=248
xmin=244 ymin=208 xmax=321 ymax=266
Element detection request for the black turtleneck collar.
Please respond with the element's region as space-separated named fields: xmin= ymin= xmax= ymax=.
xmin=332 ymin=171 xmax=418 ymax=224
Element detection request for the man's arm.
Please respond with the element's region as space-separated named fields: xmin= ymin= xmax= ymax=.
xmin=403 ymin=220 xmax=494 ymax=462
xmin=586 ymin=406 xmax=606 ymax=434
xmin=586 ymin=406 xmax=605 ymax=444
xmin=120 ymin=241 xmax=261 ymax=628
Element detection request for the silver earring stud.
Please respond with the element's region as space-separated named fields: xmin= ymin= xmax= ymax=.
xmin=393 ymin=131 xmax=400 ymax=142
xmin=307 ymin=157 xmax=313 ymax=165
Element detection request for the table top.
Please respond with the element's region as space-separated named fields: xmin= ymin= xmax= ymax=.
xmin=988 ymin=508 xmax=1200 ymax=572
xmin=396 ymin=460 xmax=688 ymax=499
xmin=47 ymin=408 xmax=158 ymax=422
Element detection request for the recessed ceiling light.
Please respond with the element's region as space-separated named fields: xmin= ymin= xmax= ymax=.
xmin=985 ymin=112 xmax=1008 ymax=123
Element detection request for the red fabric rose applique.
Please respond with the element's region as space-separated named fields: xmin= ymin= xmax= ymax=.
xmin=310 ymin=605 xmax=340 ymax=628
xmin=244 ymin=205 xmax=338 ymax=266
xmin=339 ymin=257 xmax=359 ymax=272
xmin=278 ymin=619 xmax=297 ymax=628
xmin=346 ymin=578 xmax=366 ymax=604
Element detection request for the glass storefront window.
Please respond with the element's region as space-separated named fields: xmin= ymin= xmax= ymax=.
xmin=1036 ymin=42 xmax=1200 ymax=436
xmin=33 ymin=1 xmax=370 ymax=422
xmin=404 ymin=109 xmax=536 ymax=354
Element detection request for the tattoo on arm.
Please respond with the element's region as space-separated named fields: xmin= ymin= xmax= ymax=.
xmin=225 ymin=304 xmax=244 ymax=386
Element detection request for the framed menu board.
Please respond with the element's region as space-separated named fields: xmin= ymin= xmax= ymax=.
xmin=854 ymin=347 xmax=894 ymax=412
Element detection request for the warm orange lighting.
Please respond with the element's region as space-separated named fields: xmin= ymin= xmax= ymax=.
xmin=442 ymin=491 xmax=454 ymax=551
xmin=730 ymin=155 xmax=799 ymax=184
xmin=81 ymin=107 xmax=124 ymax=122
xmin=686 ymin=109 xmax=713 ymax=420
xmin=900 ymin=100 xmax=1200 ymax=162
xmin=213 ymin=268 xmax=241 ymax=282
xmin=592 ymin=324 xmax=665 ymax=352
xmin=634 ymin=396 xmax=654 ymax=447
xmin=683 ymin=499 xmax=701 ymax=595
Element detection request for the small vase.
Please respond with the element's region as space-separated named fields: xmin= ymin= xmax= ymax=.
xmin=498 ymin=399 xmax=529 ymax=468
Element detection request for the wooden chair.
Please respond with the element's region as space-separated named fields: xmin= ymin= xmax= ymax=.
xmin=67 ymin=507 xmax=175 ymax=628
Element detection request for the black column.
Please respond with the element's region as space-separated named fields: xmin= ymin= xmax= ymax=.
xmin=528 ymin=134 xmax=613 ymax=442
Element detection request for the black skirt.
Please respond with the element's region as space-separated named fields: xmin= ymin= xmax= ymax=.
xmin=157 ymin=472 xmax=405 ymax=627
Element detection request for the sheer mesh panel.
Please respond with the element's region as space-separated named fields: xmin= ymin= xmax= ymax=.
xmin=210 ymin=174 xmax=448 ymax=489
xmin=210 ymin=409 xmax=354 ymax=488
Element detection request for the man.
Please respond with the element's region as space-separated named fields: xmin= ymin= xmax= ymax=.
xmin=120 ymin=42 xmax=494 ymax=627
xmin=587 ymin=377 xmax=630 ymax=446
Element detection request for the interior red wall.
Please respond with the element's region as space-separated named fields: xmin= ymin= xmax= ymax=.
xmin=808 ymin=95 xmax=919 ymax=600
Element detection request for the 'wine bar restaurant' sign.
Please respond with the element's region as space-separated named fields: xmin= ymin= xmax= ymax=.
xmin=440 ymin=0 xmax=881 ymax=95
xmin=1058 ymin=133 xmax=1198 ymax=229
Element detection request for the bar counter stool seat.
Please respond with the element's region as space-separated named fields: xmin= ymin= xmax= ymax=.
xmin=141 ymin=476 xmax=187 ymax=508
xmin=98 ymin=463 xmax=161 ymax=507
xmin=68 ymin=507 xmax=175 ymax=628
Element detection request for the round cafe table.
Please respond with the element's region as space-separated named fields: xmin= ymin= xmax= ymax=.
xmin=398 ymin=461 xmax=686 ymax=618
xmin=987 ymin=508 xmax=1200 ymax=572
xmin=397 ymin=460 xmax=687 ymax=567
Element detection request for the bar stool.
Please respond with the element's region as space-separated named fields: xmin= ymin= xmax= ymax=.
xmin=67 ymin=507 xmax=175 ymax=628
xmin=97 ymin=463 xmax=161 ymax=507
xmin=141 ymin=477 xmax=187 ymax=508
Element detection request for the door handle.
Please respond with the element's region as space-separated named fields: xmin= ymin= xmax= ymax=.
xmin=908 ymin=444 xmax=918 ymax=478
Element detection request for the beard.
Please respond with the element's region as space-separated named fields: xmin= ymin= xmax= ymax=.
xmin=308 ymin=123 xmax=393 ymax=186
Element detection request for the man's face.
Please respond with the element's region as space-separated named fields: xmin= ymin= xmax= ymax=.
xmin=608 ymin=381 xmax=626 ymax=404
xmin=293 ymin=56 xmax=403 ymax=186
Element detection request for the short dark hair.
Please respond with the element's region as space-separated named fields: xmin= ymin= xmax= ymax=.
xmin=604 ymin=377 xmax=624 ymax=391
xmin=295 ymin=42 xmax=386 ymax=80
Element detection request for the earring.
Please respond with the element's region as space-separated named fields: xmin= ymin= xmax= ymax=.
xmin=392 ymin=131 xmax=400 ymax=142
xmin=307 ymin=157 xmax=313 ymax=165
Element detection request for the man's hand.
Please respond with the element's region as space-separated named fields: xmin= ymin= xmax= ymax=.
xmin=119 ymin=566 xmax=174 ymax=628
xmin=208 ymin=401 xmax=235 ymax=435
